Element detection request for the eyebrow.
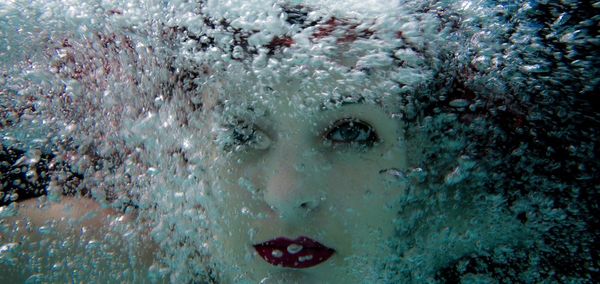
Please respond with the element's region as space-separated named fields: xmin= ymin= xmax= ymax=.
xmin=319 ymin=94 xmax=382 ymax=111
xmin=220 ymin=93 xmax=381 ymax=118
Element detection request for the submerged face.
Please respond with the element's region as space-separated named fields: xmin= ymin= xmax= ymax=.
xmin=206 ymin=71 xmax=409 ymax=282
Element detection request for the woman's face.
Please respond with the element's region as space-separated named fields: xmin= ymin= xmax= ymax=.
xmin=207 ymin=73 xmax=410 ymax=283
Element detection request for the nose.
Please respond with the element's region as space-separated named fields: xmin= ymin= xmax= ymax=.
xmin=263 ymin=145 xmax=322 ymax=221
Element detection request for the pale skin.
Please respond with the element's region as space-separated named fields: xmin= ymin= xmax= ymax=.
xmin=2 ymin=91 xmax=410 ymax=283
xmin=2 ymin=50 xmax=420 ymax=284
xmin=2 ymin=78 xmax=533 ymax=283
xmin=205 ymin=73 xmax=411 ymax=283
xmin=0 ymin=2 xmax=432 ymax=279
xmin=0 ymin=8 xmax=544 ymax=281
xmin=0 ymin=197 xmax=160 ymax=282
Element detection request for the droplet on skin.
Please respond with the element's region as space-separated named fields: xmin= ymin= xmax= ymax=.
xmin=241 ymin=207 xmax=250 ymax=215
xmin=271 ymin=249 xmax=283 ymax=258
xmin=298 ymin=254 xmax=313 ymax=262
xmin=287 ymin=243 xmax=303 ymax=254
xmin=38 ymin=226 xmax=51 ymax=235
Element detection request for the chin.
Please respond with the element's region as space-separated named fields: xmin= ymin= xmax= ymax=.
xmin=255 ymin=270 xmax=313 ymax=284
xmin=220 ymin=258 xmax=346 ymax=284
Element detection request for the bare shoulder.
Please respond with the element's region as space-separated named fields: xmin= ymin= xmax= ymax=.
xmin=0 ymin=197 xmax=164 ymax=282
xmin=4 ymin=197 xmax=137 ymax=242
xmin=16 ymin=197 xmax=124 ymax=226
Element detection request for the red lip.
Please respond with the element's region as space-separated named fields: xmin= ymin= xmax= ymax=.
xmin=253 ymin=236 xmax=335 ymax=268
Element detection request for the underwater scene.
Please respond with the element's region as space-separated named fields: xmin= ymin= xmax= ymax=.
xmin=1 ymin=0 xmax=598 ymax=283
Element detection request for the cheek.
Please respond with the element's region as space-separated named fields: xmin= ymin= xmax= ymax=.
xmin=208 ymin=170 xmax=260 ymax=263
xmin=211 ymin=161 xmax=267 ymax=228
xmin=327 ymin=157 xmax=404 ymax=200
xmin=325 ymin=163 xmax=402 ymax=233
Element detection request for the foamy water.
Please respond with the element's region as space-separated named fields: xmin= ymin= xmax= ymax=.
xmin=1 ymin=0 xmax=598 ymax=282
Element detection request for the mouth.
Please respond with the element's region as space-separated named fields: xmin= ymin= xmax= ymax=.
xmin=253 ymin=236 xmax=336 ymax=269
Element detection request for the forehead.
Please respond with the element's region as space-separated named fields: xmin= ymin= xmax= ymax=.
xmin=217 ymin=62 xmax=401 ymax=118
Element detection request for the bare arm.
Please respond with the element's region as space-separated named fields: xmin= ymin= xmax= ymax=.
xmin=0 ymin=197 xmax=163 ymax=282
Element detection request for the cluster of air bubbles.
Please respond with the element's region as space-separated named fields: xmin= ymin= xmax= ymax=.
xmin=1 ymin=0 xmax=597 ymax=282
xmin=238 ymin=177 xmax=261 ymax=197
xmin=0 ymin=209 xmax=153 ymax=282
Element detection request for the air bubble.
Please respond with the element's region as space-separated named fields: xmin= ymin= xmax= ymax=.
xmin=238 ymin=177 xmax=258 ymax=194
xmin=0 ymin=204 xmax=16 ymax=218
xmin=38 ymin=225 xmax=51 ymax=235
xmin=241 ymin=207 xmax=251 ymax=215
xmin=445 ymin=166 xmax=467 ymax=185
xmin=298 ymin=254 xmax=313 ymax=262
xmin=25 ymin=273 xmax=44 ymax=283
xmin=0 ymin=242 xmax=18 ymax=254
xmin=408 ymin=168 xmax=427 ymax=183
xmin=147 ymin=167 xmax=159 ymax=176
xmin=380 ymin=168 xmax=407 ymax=180
xmin=25 ymin=149 xmax=41 ymax=164
xmin=449 ymin=99 xmax=469 ymax=108
xmin=271 ymin=249 xmax=283 ymax=258
xmin=287 ymin=243 xmax=303 ymax=254
xmin=9 ymin=193 xmax=19 ymax=201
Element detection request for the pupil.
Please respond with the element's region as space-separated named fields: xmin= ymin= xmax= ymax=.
xmin=340 ymin=125 xmax=360 ymax=141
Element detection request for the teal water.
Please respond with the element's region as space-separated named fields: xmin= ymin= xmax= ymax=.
xmin=1 ymin=0 xmax=598 ymax=283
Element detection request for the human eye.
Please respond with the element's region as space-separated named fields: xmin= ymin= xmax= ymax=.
xmin=323 ymin=118 xmax=379 ymax=148
xmin=227 ymin=121 xmax=271 ymax=151
xmin=232 ymin=122 xmax=255 ymax=145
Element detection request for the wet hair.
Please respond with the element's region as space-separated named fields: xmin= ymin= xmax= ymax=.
xmin=0 ymin=26 xmax=167 ymax=210
xmin=414 ymin=3 xmax=599 ymax=282
xmin=3 ymin=1 xmax=596 ymax=282
xmin=165 ymin=2 xmax=599 ymax=282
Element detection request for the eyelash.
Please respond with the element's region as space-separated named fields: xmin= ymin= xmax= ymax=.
xmin=323 ymin=118 xmax=379 ymax=148
xmin=232 ymin=124 xmax=255 ymax=145
xmin=225 ymin=118 xmax=379 ymax=151
xmin=227 ymin=121 xmax=271 ymax=150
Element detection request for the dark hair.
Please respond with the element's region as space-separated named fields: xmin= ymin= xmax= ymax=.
xmin=168 ymin=2 xmax=598 ymax=281
xmin=410 ymin=2 xmax=599 ymax=282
